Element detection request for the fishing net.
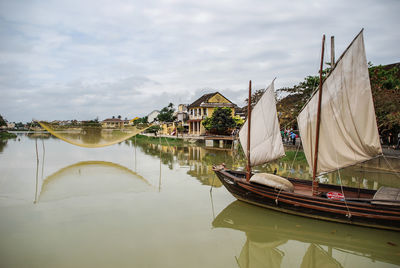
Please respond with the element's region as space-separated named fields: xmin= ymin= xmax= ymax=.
xmin=37 ymin=120 xmax=151 ymax=148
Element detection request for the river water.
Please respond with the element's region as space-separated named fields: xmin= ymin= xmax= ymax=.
xmin=0 ymin=133 xmax=399 ymax=268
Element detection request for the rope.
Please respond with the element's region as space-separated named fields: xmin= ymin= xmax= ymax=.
xmin=275 ymin=188 xmax=283 ymax=205
xmin=289 ymin=141 xmax=302 ymax=171
xmin=382 ymin=155 xmax=400 ymax=179
xmin=333 ymin=146 xmax=352 ymax=219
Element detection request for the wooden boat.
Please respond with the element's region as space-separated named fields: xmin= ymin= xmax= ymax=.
xmin=213 ymin=30 xmax=400 ymax=231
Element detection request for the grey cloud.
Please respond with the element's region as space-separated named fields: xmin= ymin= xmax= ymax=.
xmin=0 ymin=0 xmax=399 ymax=122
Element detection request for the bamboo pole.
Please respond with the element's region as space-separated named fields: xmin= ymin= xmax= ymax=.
xmin=246 ymin=80 xmax=252 ymax=181
xmin=312 ymin=35 xmax=326 ymax=196
xmin=331 ymin=36 xmax=335 ymax=67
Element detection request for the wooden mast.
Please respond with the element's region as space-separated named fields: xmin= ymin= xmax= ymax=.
xmin=312 ymin=35 xmax=325 ymax=196
xmin=330 ymin=36 xmax=335 ymax=67
xmin=246 ymin=80 xmax=252 ymax=181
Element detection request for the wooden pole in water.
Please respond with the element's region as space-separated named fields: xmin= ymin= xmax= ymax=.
xmin=246 ymin=80 xmax=252 ymax=181
xmin=312 ymin=35 xmax=325 ymax=196
xmin=331 ymin=36 xmax=335 ymax=67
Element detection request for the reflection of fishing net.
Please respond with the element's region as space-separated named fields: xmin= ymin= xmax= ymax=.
xmin=37 ymin=161 xmax=154 ymax=202
xmin=37 ymin=121 xmax=151 ymax=148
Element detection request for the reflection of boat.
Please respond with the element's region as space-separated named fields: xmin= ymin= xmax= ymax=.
xmin=213 ymin=30 xmax=400 ymax=231
xmin=213 ymin=201 xmax=400 ymax=267
xmin=36 ymin=161 xmax=153 ymax=202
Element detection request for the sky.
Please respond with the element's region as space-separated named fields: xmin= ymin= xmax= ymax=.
xmin=1 ymin=0 xmax=399 ymax=123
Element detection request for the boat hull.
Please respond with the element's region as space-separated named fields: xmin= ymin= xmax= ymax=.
xmin=214 ymin=168 xmax=400 ymax=231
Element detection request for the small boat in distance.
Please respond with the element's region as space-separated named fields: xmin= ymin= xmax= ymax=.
xmin=213 ymin=30 xmax=400 ymax=231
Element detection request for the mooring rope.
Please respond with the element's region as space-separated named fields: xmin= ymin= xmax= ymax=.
xmin=289 ymin=141 xmax=302 ymax=171
xmin=382 ymin=155 xmax=400 ymax=179
xmin=334 ymin=148 xmax=352 ymax=218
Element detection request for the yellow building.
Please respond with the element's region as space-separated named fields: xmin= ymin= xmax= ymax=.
xmin=187 ymin=92 xmax=236 ymax=135
xmin=160 ymin=122 xmax=176 ymax=135
xmin=101 ymin=118 xmax=124 ymax=128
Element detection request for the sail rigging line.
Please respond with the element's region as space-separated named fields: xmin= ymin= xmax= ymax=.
xmin=311 ymin=34 xmax=326 ymax=196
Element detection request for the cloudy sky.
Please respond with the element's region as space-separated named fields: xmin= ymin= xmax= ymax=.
xmin=1 ymin=0 xmax=399 ymax=122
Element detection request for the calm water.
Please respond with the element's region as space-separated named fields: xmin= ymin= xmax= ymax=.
xmin=0 ymin=133 xmax=399 ymax=268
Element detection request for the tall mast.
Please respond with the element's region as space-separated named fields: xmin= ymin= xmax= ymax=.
xmin=312 ymin=35 xmax=325 ymax=196
xmin=246 ymin=80 xmax=252 ymax=181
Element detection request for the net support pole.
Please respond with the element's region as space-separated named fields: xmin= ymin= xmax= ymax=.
xmin=312 ymin=35 xmax=325 ymax=196
xmin=246 ymin=80 xmax=252 ymax=181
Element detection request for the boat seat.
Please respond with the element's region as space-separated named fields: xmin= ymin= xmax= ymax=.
xmin=250 ymin=173 xmax=294 ymax=193
xmin=372 ymin=187 xmax=400 ymax=206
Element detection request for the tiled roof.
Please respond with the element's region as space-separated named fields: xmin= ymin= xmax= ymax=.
xmin=188 ymin=92 xmax=235 ymax=108
xmin=102 ymin=118 xmax=123 ymax=122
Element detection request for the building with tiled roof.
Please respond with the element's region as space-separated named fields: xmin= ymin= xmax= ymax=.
xmin=101 ymin=118 xmax=124 ymax=128
xmin=187 ymin=92 xmax=236 ymax=135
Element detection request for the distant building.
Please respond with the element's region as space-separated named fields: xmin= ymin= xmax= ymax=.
xmin=187 ymin=92 xmax=236 ymax=135
xmin=101 ymin=118 xmax=124 ymax=128
xmin=7 ymin=122 xmax=15 ymax=129
xmin=176 ymin=104 xmax=188 ymax=122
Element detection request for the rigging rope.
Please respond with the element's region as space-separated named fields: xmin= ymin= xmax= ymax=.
xmin=382 ymin=155 xmax=400 ymax=179
xmin=333 ymin=145 xmax=352 ymax=219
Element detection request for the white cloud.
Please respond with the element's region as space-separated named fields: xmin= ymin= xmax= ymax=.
xmin=0 ymin=0 xmax=399 ymax=122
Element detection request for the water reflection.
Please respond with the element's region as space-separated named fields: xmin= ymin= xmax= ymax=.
xmin=133 ymin=138 xmax=400 ymax=190
xmin=36 ymin=161 xmax=154 ymax=203
xmin=0 ymin=139 xmax=8 ymax=153
xmin=213 ymin=201 xmax=400 ymax=267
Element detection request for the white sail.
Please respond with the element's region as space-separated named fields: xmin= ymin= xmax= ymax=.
xmin=297 ymin=31 xmax=382 ymax=174
xmin=239 ymin=81 xmax=285 ymax=167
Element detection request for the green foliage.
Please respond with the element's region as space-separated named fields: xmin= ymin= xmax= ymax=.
xmin=280 ymin=150 xmax=306 ymax=163
xmin=202 ymin=107 xmax=236 ymax=135
xmin=233 ymin=115 xmax=244 ymax=128
xmin=146 ymin=125 xmax=161 ymax=135
xmin=157 ymin=103 xmax=176 ymax=122
xmin=81 ymin=120 xmax=101 ymax=127
xmin=0 ymin=115 xmax=7 ymax=127
xmin=132 ymin=134 xmax=188 ymax=146
xmin=0 ymin=131 xmax=17 ymax=140
xmin=369 ymin=64 xmax=400 ymax=133
xmin=134 ymin=116 xmax=148 ymax=125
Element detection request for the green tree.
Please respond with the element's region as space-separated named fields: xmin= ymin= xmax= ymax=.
xmin=369 ymin=64 xmax=400 ymax=134
xmin=157 ymin=103 xmax=176 ymax=122
xmin=133 ymin=116 xmax=148 ymax=125
xmin=202 ymin=107 xmax=236 ymax=135
xmin=0 ymin=115 xmax=6 ymax=127
xmin=146 ymin=125 xmax=161 ymax=136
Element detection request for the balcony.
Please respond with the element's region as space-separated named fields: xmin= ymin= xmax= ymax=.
xmin=189 ymin=115 xmax=207 ymax=120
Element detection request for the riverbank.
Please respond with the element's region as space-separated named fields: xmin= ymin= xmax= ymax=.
xmin=131 ymin=134 xmax=193 ymax=146
xmin=0 ymin=131 xmax=17 ymax=140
